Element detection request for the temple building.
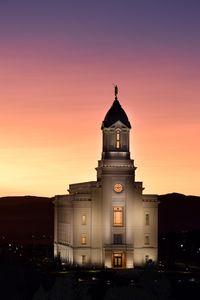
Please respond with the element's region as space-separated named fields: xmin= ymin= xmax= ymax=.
xmin=54 ymin=88 xmax=158 ymax=268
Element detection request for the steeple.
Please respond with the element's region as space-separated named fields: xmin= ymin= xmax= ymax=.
xmin=101 ymin=87 xmax=131 ymax=160
xmin=102 ymin=86 xmax=131 ymax=129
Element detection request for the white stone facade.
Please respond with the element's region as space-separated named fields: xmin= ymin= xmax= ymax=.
xmin=54 ymin=95 xmax=158 ymax=268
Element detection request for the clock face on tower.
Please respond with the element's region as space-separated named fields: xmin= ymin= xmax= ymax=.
xmin=114 ymin=183 xmax=123 ymax=193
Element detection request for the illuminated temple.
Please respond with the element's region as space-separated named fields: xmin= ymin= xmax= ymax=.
xmin=54 ymin=88 xmax=158 ymax=268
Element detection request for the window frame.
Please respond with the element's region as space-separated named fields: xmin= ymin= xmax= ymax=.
xmin=82 ymin=255 xmax=86 ymax=264
xmin=81 ymin=234 xmax=86 ymax=245
xmin=145 ymin=213 xmax=150 ymax=226
xmin=144 ymin=235 xmax=150 ymax=245
xmin=113 ymin=207 xmax=123 ymax=227
xmin=113 ymin=234 xmax=123 ymax=244
xmin=82 ymin=215 xmax=86 ymax=225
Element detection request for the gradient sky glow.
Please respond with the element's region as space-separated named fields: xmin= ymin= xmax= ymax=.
xmin=0 ymin=0 xmax=200 ymax=196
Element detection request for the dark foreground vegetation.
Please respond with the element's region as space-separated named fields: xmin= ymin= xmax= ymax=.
xmin=0 ymin=258 xmax=200 ymax=300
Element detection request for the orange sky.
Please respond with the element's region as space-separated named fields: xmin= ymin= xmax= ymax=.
xmin=0 ymin=1 xmax=200 ymax=196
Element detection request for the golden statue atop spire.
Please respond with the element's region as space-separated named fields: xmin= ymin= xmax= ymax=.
xmin=114 ymin=85 xmax=118 ymax=99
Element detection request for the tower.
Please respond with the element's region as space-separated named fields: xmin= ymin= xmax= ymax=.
xmin=95 ymin=87 xmax=157 ymax=267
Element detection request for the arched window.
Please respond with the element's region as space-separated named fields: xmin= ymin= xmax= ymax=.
xmin=145 ymin=213 xmax=150 ymax=225
xmin=116 ymin=129 xmax=121 ymax=149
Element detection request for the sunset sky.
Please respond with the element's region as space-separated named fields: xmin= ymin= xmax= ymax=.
xmin=0 ymin=0 xmax=200 ymax=197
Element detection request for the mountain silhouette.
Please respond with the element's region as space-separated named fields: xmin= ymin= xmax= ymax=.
xmin=158 ymin=193 xmax=200 ymax=234
xmin=0 ymin=196 xmax=54 ymax=245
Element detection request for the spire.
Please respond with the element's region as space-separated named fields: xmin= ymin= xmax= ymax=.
xmin=114 ymin=85 xmax=118 ymax=100
xmin=102 ymin=87 xmax=131 ymax=129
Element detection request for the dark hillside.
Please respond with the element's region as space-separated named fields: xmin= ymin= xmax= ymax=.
xmin=0 ymin=196 xmax=54 ymax=245
xmin=158 ymin=193 xmax=200 ymax=234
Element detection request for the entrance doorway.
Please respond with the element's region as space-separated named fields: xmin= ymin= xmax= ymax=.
xmin=113 ymin=253 xmax=123 ymax=268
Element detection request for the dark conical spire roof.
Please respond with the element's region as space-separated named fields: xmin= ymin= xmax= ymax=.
xmin=102 ymin=98 xmax=131 ymax=129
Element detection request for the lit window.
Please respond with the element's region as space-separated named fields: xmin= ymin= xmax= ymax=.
xmin=113 ymin=207 xmax=123 ymax=226
xmin=145 ymin=213 xmax=150 ymax=226
xmin=144 ymin=235 xmax=150 ymax=245
xmin=116 ymin=129 xmax=121 ymax=149
xmin=81 ymin=234 xmax=86 ymax=245
xmin=82 ymin=215 xmax=86 ymax=225
xmin=113 ymin=234 xmax=122 ymax=244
